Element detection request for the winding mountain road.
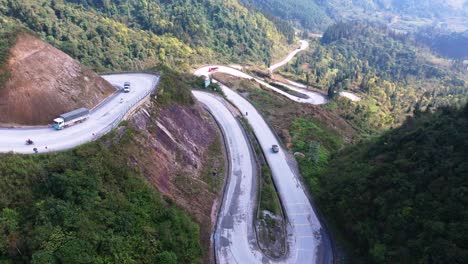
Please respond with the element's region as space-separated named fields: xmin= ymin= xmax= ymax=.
xmin=194 ymin=88 xmax=332 ymax=264
xmin=195 ymin=65 xmax=328 ymax=105
xmin=0 ymin=73 xmax=159 ymax=154
xmin=0 ymin=38 xmax=347 ymax=264
xmin=269 ymin=40 xmax=309 ymax=72
xmin=195 ymin=40 xmax=334 ymax=264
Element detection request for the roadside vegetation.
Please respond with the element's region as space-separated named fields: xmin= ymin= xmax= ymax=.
xmin=200 ymin=135 xmax=225 ymax=193
xmin=289 ymin=118 xmax=343 ymax=193
xmin=0 ymin=130 xmax=201 ymax=263
xmin=240 ymin=117 xmax=285 ymax=258
xmin=153 ymin=65 xmax=201 ymax=106
xmin=0 ymin=25 xmax=21 ymax=87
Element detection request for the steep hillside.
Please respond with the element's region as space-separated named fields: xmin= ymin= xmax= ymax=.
xmin=0 ymin=32 xmax=115 ymax=126
xmin=317 ymin=105 xmax=468 ymax=263
xmin=240 ymin=0 xmax=332 ymax=32
xmin=241 ymin=0 xmax=468 ymax=32
xmin=125 ymin=69 xmax=226 ymax=260
xmin=0 ymin=0 xmax=290 ymax=70
xmin=415 ymin=27 xmax=468 ymax=60
xmin=0 ymin=68 xmax=225 ymax=263
xmin=0 ymin=136 xmax=203 ymax=263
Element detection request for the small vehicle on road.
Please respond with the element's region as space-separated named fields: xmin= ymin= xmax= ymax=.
xmin=53 ymin=108 xmax=90 ymax=130
xmin=272 ymin=144 xmax=279 ymax=153
xmin=208 ymin=67 xmax=219 ymax=73
xmin=26 ymin=139 xmax=34 ymax=145
xmin=123 ymin=82 xmax=131 ymax=93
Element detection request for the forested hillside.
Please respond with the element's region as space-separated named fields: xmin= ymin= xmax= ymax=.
xmin=415 ymin=27 xmax=468 ymax=60
xmin=0 ymin=0 xmax=289 ymax=71
xmin=240 ymin=0 xmax=468 ymax=32
xmin=280 ymin=22 xmax=467 ymax=134
xmin=317 ymin=104 xmax=468 ymax=263
xmin=0 ymin=140 xmax=201 ymax=263
xmin=240 ymin=0 xmax=331 ymax=31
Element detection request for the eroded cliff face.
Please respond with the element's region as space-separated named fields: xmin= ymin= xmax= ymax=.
xmin=0 ymin=33 xmax=115 ymax=126
xmin=124 ymin=98 xmax=225 ymax=260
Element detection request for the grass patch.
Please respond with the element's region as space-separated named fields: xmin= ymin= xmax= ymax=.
xmin=259 ymin=165 xmax=282 ymax=215
xmin=240 ymin=118 xmax=282 ymax=216
xmin=268 ymin=82 xmax=309 ymax=99
xmin=200 ymin=135 xmax=225 ymax=192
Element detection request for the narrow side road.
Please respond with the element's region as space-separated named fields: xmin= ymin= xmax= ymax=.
xmin=269 ymin=40 xmax=309 ymax=72
xmin=0 ymin=73 xmax=159 ymax=154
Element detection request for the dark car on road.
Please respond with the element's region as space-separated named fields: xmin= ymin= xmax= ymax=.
xmin=272 ymin=144 xmax=279 ymax=153
xmin=123 ymin=82 xmax=131 ymax=93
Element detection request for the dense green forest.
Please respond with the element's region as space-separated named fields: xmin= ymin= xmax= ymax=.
xmin=0 ymin=0 xmax=289 ymax=71
xmin=240 ymin=0 xmax=332 ymax=31
xmin=0 ymin=137 xmax=201 ymax=263
xmin=280 ymin=22 xmax=467 ymax=134
xmin=415 ymin=27 xmax=468 ymax=60
xmin=317 ymin=104 xmax=468 ymax=263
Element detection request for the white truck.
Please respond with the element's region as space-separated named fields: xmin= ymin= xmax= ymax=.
xmin=53 ymin=108 xmax=90 ymax=130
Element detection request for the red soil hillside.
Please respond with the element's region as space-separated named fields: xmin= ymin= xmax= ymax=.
xmin=0 ymin=33 xmax=116 ymax=126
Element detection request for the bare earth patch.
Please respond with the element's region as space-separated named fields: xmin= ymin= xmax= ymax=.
xmin=127 ymin=100 xmax=226 ymax=263
xmin=0 ymin=33 xmax=115 ymax=126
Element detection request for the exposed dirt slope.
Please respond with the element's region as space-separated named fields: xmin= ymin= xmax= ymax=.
xmin=0 ymin=33 xmax=115 ymax=126
xmin=121 ymin=98 xmax=225 ymax=263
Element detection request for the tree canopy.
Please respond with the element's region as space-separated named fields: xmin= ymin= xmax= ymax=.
xmin=318 ymin=104 xmax=468 ymax=263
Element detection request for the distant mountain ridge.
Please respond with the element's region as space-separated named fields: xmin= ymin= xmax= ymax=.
xmin=240 ymin=0 xmax=468 ymax=32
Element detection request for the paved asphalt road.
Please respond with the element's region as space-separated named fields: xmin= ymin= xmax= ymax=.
xmin=195 ymin=65 xmax=328 ymax=105
xmin=193 ymin=91 xmax=262 ymax=263
xmin=0 ymin=73 xmax=159 ymax=154
xmin=195 ymin=87 xmax=333 ymax=264
xmin=194 ymin=40 xmax=335 ymax=264
xmin=269 ymin=40 xmax=309 ymax=72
